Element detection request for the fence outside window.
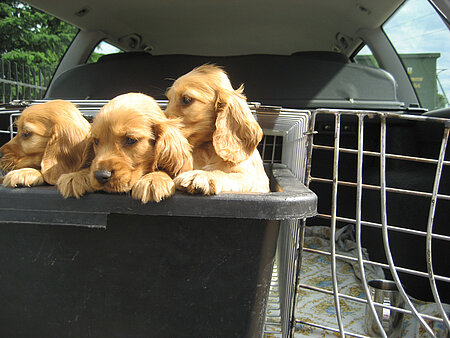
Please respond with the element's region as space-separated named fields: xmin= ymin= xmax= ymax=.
xmin=0 ymin=59 xmax=52 ymax=104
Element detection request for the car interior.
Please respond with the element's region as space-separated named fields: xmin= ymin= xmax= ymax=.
xmin=1 ymin=0 xmax=449 ymax=336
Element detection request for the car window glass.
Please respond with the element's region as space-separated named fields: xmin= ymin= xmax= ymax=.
xmin=88 ymin=41 xmax=122 ymax=63
xmin=0 ymin=1 xmax=77 ymax=102
xmin=384 ymin=0 xmax=449 ymax=110
xmin=354 ymin=46 xmax=380 ymax=68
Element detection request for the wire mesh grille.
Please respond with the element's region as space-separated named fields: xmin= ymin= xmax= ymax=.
xmin=256 ymin=108 xmax=311 ymax=338
xmin=258 ymin=135 xmax=283 ymax=165
xmin=296 ymin=109 xmax=450 ymax=337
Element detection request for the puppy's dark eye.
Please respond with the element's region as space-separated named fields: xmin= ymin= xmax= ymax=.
xmin=22 ymin=131 xmax=31 ymax=139
xmin=93 ymin=138 xmax=99 ymax=146
xmin=125 ymin=137 xmax=138 ymax=146
xmin=181 ymin=95 xmax=192 ymax=105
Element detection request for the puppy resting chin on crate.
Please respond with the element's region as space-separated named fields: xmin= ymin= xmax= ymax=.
xmin=164 ymin=64 xmax=270 ymax=195
xmin=57 ymin=92 xmax=193 ymax=203
xmin=0 ymin=100 xmax=91 ymax=188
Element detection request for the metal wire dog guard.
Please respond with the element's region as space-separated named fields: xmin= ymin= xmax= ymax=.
xmin=295 ymin=109 xmax=449 ymax=337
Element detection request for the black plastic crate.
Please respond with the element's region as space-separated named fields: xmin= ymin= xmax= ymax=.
xmin=0 ymin=164 xmax=316 ymax=337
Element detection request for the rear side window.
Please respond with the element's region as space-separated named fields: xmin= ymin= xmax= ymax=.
xmin=0 ymin=1 xmax=77 ymax=102
xmin=87 ymin=41 xmax=122 ymax=63
xmin=383 ymin=0 xmax=449 ymax=110
xmin=355 ymin=0 xmax=449 ymax=111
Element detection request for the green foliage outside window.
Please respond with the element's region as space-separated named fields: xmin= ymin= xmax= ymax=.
xmin=0 ymin=0 xmax=78 ymax=71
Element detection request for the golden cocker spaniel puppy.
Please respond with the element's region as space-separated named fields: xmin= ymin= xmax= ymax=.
xmin=0 ymin=100 xmax=90 ymax=187
xmin=164 ymin=64 xmax=270 ymax=195
xmin=57 ymin=93 xmax=192 ymax=203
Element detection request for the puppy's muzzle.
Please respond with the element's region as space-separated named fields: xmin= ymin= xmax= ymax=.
xmin=94 ymin=170 xmax=112 ymax=184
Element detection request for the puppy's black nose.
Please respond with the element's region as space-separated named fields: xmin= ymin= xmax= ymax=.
xmin=94 ymin=170 xmax=112 ymax=184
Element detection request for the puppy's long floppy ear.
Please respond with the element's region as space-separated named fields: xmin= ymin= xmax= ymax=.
xmin=213 ymin=85 xmax=263 ymax=164
xmin=40 ymin=122 xmax=91 ymax=185
xmin=78 ymin=136 xmax=96 ymax=169
xmin=153 ymin=120 xmax=193 ymax=177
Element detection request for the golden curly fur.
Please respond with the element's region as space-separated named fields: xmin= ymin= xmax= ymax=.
xmin=0 ymin=100 xmax=91 ymax=187
xmin=164 ymin=64 xmax=270 ymax=195
xmin=57 ymin=93 xmax=192 ymax=203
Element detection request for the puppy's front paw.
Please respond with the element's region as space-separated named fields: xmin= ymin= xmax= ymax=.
xmin=132 ymin=171 xmax=175 ymax=203
xmin=173 ymin=170 xmax=221 ymax=195
xmin=57 ymin=169 xmax=93 ymax=198
xmin=3 ymin=168 xmax=45 ymax=187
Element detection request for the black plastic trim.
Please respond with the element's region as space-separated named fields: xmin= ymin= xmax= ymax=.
xmin=0 ymin=164 xmax=317 ymax=228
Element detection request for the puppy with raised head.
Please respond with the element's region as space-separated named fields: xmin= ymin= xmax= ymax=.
xmin=57 ymin=93 xmax=192 ymax=203
xmin=0 ymin=100 xmax=90 ymax=187
xmin=164 ymin=64 xmax=270 ymax=195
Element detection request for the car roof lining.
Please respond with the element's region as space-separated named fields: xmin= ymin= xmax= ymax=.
xmin=25 ymin=0 xmax=405 ymax=56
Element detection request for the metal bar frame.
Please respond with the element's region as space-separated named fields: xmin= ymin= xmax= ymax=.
xmin=297 ymin=109 xmax=450 ymax=337
xmin=0 ymin=60 xmax=51 ymax=104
